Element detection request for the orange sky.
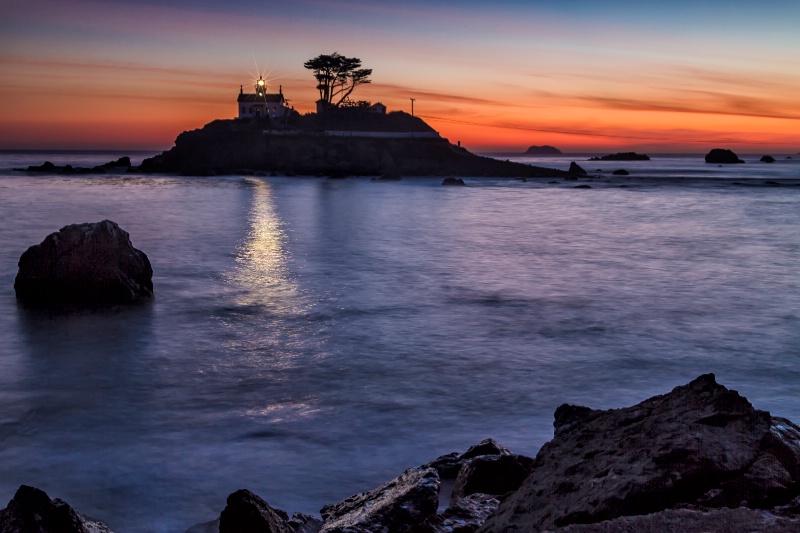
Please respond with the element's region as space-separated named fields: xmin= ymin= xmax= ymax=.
xmin=1 ymin=0 xmax=798 ymax=153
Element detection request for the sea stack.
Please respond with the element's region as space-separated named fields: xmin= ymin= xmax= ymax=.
xmin=524 ymin=145 xmax=562 ymax=155
xmin=705 ymin=148 xmax=744 ymax=164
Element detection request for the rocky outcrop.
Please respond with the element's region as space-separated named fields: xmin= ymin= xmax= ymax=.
xmin=761 ymin=155 xmax=776 ymax=163
xmin=442 ymin=177 xmax=466 ymax=186
xmin=568 ymin=162 xmax=587 ymax=175
xmin=479 ymin=373 xmax=800 ymax=532
xmin=7 ymin=376 xmax=800 ymax=532
xmin=20 ymin=157 xmax=132 ymax=174
xmin=218 ymin=489 xmax=294 ymax=533
xmin=138 ymin=117 xmax=570 ymax=178
xmin=612 ymin=169 xmax=629 ymax=175
xmin=14 ymin=220 xmax=153 ymax=307
xmin=551 ymin=507 xmax=800 ymax=532
xmin=319 ymin=467 xmax=440 ymax=532
xmin=451 ymin=454 xmax=534 ymax=503
xmin=525 ymin=145 xmax=562 ymax=155
xmin=0 ymin=485 xmax=113 ymax=533
xmin=705 ymin=148 xmax=744 ymax=164
xmin=589 ymin=152 xmax=650 ymax=161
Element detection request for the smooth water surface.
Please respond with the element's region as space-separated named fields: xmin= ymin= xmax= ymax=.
xmin=1 ymin=153 xmax=799 ymax=531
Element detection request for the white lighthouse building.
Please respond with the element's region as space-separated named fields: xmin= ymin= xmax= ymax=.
xmin=237 ymin=77 xmax=290 ymax=119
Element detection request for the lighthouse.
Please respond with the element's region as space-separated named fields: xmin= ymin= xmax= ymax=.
xmin=237 ymin=77 xmax=289 ymax=119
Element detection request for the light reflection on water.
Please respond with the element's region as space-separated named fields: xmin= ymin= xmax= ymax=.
xmin=0 ymin=166 xmax=798 ymax=532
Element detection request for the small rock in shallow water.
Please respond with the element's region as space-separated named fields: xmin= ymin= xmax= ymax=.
xmin=14 ymin=220 xmax=153 ymax=308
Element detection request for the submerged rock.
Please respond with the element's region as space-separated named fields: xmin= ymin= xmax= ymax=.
xmin=14 ymin=220 xmax=153 ymax=307
xmin=479 ymin=373 xmax=800 ymax=532
xmin=0 ymin=485 xmax=113 ymax=533
xmin=705 ymin=148 xmax=744 ymax=164
xmin=442 ymin=177 xmax=466 ymax=186
xmin=612 ymin=169 xmax=629 ymax=175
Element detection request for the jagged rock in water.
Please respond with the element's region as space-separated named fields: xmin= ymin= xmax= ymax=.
xmin=14 ymin=220 xmax=153 ymax=308
xmin=612 ymin=169 xmax=629 ymax=175
xmin=218 ymin=489 xmax=294 ymax=533
xmin=319 ymin=467 xmax=440 ymax=532
xmin=479 ymin=373 xmax=800 ymax=532
xmin=0 ymin=485 xmax=113 ymax=533
xmin=761 ymin=155 xmax=776 ymax=163
xmin=568 ymin=162 xmax=587 ymax=175
xmin=705 ymin=148 xmax=744 ymax=164
xmin=442 ymin=177 xmax=465 ymax=186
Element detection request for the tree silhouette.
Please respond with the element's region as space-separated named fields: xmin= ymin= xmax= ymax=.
xmin=304 ymin=52 xmax=372 ymax=108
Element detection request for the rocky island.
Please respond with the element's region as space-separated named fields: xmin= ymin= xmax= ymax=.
xmin=524 ymin=145 xmax=562 ymax=155
xmin=3 ymin=374 xmax=799 ymax=532
xmin=138 ymin=111 xmax=572 ymax=178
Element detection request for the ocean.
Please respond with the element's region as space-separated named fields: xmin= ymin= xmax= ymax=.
xmin=1 ymin=150 xmax=799 ymax=532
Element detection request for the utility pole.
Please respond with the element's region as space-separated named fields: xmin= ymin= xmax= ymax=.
xmin=410 ymin=98 xmax=415 ymax=117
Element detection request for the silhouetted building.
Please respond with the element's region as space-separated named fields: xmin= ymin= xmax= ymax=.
xmin=238 ymin=77 xmax=289 ymax=119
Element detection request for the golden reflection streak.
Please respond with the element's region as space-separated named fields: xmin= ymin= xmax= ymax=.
xmin=227 ymin=178 xmax=302 ymax=314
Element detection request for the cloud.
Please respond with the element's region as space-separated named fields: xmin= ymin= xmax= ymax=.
xmin=573 ymin=94 xmax=800 ymax=121
xmin=368 ymin=82 xmax=498 ymax=106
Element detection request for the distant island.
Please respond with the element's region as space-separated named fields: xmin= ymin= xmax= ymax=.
xmin=139 ymin=111 xmax=573 ymax=178
xmin=589 ymin=152 xmax=650 ymax=161
xmin=524 ymin=145 xmax=562 ymax=155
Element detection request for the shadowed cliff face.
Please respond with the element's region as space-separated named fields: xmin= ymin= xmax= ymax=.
xmin=139 ymin=117 xmax=569 ymax=178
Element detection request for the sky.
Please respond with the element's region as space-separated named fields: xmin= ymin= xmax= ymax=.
xmin=1 ymin=0 xmax=799 ymax=153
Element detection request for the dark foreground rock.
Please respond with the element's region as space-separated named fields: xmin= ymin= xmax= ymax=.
xmin=0 ymin=485 xmax=112 ymax=533
xmin=8 ymin=375 xmax=800 ymax=532
xmin=479 ymin=373 xmax=800 ymax=532
xmin=320 ymin=467 xmax=440 ymax=532
xmin=589 ymin=152 xmax=650 ymax=161
xmin=705 ymin=148 xmax=744 ymax=164
xmin=14 ymin=220 xmax=153 ymax=307
xmin=219 ymin=489 xmax=294 ymax=533
xmin=551 ymin=507 xmax=800 ymax=532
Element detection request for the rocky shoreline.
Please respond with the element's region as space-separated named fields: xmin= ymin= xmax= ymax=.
xmin=3 ymin=374 xmax=799 ymax=532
